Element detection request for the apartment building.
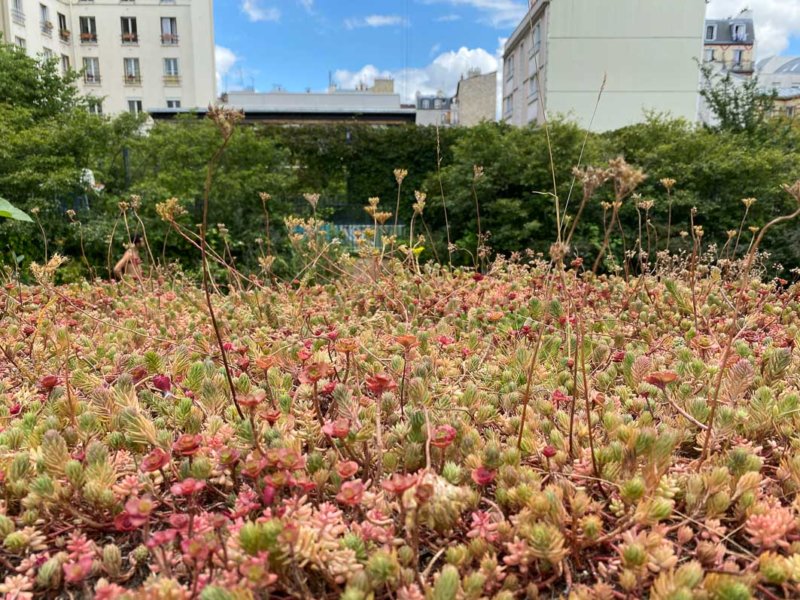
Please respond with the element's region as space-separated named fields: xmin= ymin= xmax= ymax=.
xmin=0 ymin=0 xmax=215 ymax=115
xmin=703 ymin=11 xmax=755 ymax=77
xmin=452 ymin=69 xmax=496 ymax=126
xmin=415 ymin=91 xmax=452 ymax=126
xmin=502 ymin=0 xmax=706 ymax=131
xmin=756 ymin=56 xmax=800 ymax=119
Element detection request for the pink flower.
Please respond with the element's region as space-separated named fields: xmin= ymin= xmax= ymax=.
xmin=146 ymin=529 xmax=178 ymax=549
xmin=365 ymin=373 xmax=397 ymax=396
xmin=170 ymin=478 xmax=206 ymax=497
xmin=437 ymin=335 xmax=455 ymax=346
xmin=124 ymin=495 xmax=157 ymax=526
xmin=471 ymin=467 xmax=495 ymax=486
xmin=152 ymin=374 xmax=172 ymax=392
xmin=337 ymin=461 xmax=359 ymax=479
xmin=336 ymin=480 xmax=365 ymax=506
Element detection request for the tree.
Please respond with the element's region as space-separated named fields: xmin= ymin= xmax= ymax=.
xmin=699 ymin=63 xmax=778 ymax=135
xmin=0 ymin=39 xmax=84 ymax=119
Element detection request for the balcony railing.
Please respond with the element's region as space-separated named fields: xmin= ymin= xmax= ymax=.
xmin=121 ymin=33 xmax=138 ymax=44
xmin=41 ymin=20 xmax=53 ymax=35
xmin=163 ymin=74 xmax=181 ymax=85
xmin=124 ymin=74 xmax=142 ymax=85
xmin=11 ymin=8 xmax=24 ymax=25
xmin=80 ymin=32 xmax=98 ymax=43
xmin=161 ymin=33 xmax=179 ymax=45
xmin=84 ymin=73 xmax=102 ymax=84
xmin=59 ymin=29 xmax=71 ymax=42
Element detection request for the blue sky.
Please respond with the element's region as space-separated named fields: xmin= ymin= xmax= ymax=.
xmin=214 ymin=0 xmax=800 ymax=101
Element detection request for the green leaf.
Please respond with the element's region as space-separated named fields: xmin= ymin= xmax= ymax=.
xmin=0 ymin=198 xmax=33 ymax=222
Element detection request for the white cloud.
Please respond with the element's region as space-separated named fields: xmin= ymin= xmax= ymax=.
xmin=215 ymin=45 xmax=239 ymax=91
xmin=706 ymin=0 xmax=800 ymax=58
xmin=423 ymin=0 xmax=526 ymax=28
xmin=436 ymin=14 xmax=462 ymax=22
xmin=240 ymin=0 xmax=280 ymax=23
xmin=430 ymin=43 xmax=442 ymax=56
xmin=297 ymin=0 xmax=314 ymax=12
xmin=333 ymin=46 xmax=499 ymax=103
xmin=344 ymin=14 xmax=407 ymax=29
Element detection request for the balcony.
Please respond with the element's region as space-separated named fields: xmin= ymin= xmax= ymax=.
xmin=84 ymin=73 xmax=102 ymax=85
xmin=11 ymin=8 xmax=24 ymax=25
xmin=59 ymin=29 xmax=71 ymax=42
xmin=161 ymin=33 xmax=179 ymax=45
xmin=124 ymin=74 xmax=142 ymax=86
xmin=80 ymin=32 xmax=98 ymax=43
xmin=163 ymin=74 xmax=181 ymax=86
xmin=121 ymin=33 xmax=138 ymax=44
xmin=41 ymin=20 xmax=54 ymax=35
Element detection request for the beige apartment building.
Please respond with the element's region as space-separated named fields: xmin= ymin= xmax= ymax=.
xmin=452 ymin=69 xmax=496 ymax=126
xmin=0 ymin=0 xmax=216 ymax=115
xmin=703 ymin=11 xmax=755 ymax=77
xmin=502 ymin=0 xmax=706 ymax=131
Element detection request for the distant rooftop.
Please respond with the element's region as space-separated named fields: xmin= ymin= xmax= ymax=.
xmin=704 ymin=12 xmax=755 ymax=45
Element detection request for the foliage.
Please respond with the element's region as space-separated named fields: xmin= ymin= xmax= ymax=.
xmin=1 ymin=239 xmax=800 ymax=596
xmin=699 ymin=63 xmax=778 ymax=135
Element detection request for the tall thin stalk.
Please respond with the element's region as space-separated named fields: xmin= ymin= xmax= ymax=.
xmin=202 ymin=107 xmax=245 ymax=420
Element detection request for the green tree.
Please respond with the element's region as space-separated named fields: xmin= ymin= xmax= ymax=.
xmin=699 ymin=63 xmax=778 ymax=135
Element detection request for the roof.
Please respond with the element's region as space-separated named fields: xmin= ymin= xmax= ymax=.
xmin=147 ymin=107 xmax=417 ymax=125
xmin=774 ymin=57 xmax=800 ymax=74
xmin=704 ymin=18 xmax=754 ymax=45
xmin=504 ymin=0 xmax=548 ymax=57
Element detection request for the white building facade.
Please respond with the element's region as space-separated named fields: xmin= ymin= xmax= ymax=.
xmin=502 ymin=0 xmax=706 ymax=131
xmin=0 ymin=0 xmax=216 ymax=115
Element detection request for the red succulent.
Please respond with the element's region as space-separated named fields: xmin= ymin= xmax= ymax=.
xmin=152 ymin=374 xmax=172 ymax=393
xmin=322 ymin=418 xmax=351 ymax=439
xmin=645 ymin=370 xmax=678 ymax=390
xmin=170 ymin=478 xmax=206 ymax=496
xmin=381 ymin=473 xmax=419 ymax=495
xmin=337 ymin=461 xmax=359 ymax=478
xmin=471 ymin=467 xmax=496 ymax=486
xmin=365 ymin=373 xmax=398 ymax=396
xmin=172 ymin=434 xmax=201 ymax=457
xmin=141 ymin=447 xmax=170 ymax=472
xmin=39 ymin=374 xmax=59 ymax=391
xmin=336 ymin=480 xmax=365 ymax=506
xmin=430 ymin=425 xmax=457 ymax=448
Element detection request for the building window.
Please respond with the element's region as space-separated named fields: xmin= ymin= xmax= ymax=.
xmin=733 ymin=49 xmax=743 ymax=65
xmin=61 ymin=54 xmax=70 ymax=74
xmin=121 ymin=17 xmax=138 ymax=43
xmin=704 ymin=48 xmax=715 ymax=62
xmin=505 ymin=57 xmax=514 ymax=83
xmin=503 ymin=95 xmax=512 ymax=115
xmin=124 ymin=58 xmax=141 ymax=84
xmin=58 ymin=13 xmax=70 ymax=42
xmin=434 ymin=98 xmax=443 ymax=109
xmin=79 ymin=17 xmax=97 ymax=43
xmin=705 ymin=25 xmax=715 ymax=41
xmin=15 ymin=37 xmax=26 ymax=49
xmin=421 ymin=99 xmax=430 ymax=109
xmin=531 ymin=22 xmax=541 ymax=54
xmin=128 ymin=100 xmax=143 ymax=115
xmin=42 ymin=48 xmax=54 ymax=60
xmin=528 ymin=73 xmax=538 ymax=99
xmin=164 ymin=58 xmax=181 ymax=84
xmin=161 ymin=17 xmax=178 ymax=44
xmin=787 ymin=106 xmax=794 ymax=118
xmin=167 ymin=99 xmax=181 ymax=108
xmin=88 ymin=99 xmax=103 ymax=115
xmin=731 ymin=23 xmax=747 ymax=42
xmin=83 ymin=57 xmax=100 ymax=83
xmin=40 ymin=4 xmax=52 ymax=34
xmin=11 ymin=0 xmax=24 ymax=25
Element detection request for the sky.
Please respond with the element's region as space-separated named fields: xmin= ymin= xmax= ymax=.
xmin=214 ymin=0 xmax=800 ymax=102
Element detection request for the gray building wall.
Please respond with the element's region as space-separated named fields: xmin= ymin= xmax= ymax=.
xmin=454 ymin=71 xmax=496 ymax=125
